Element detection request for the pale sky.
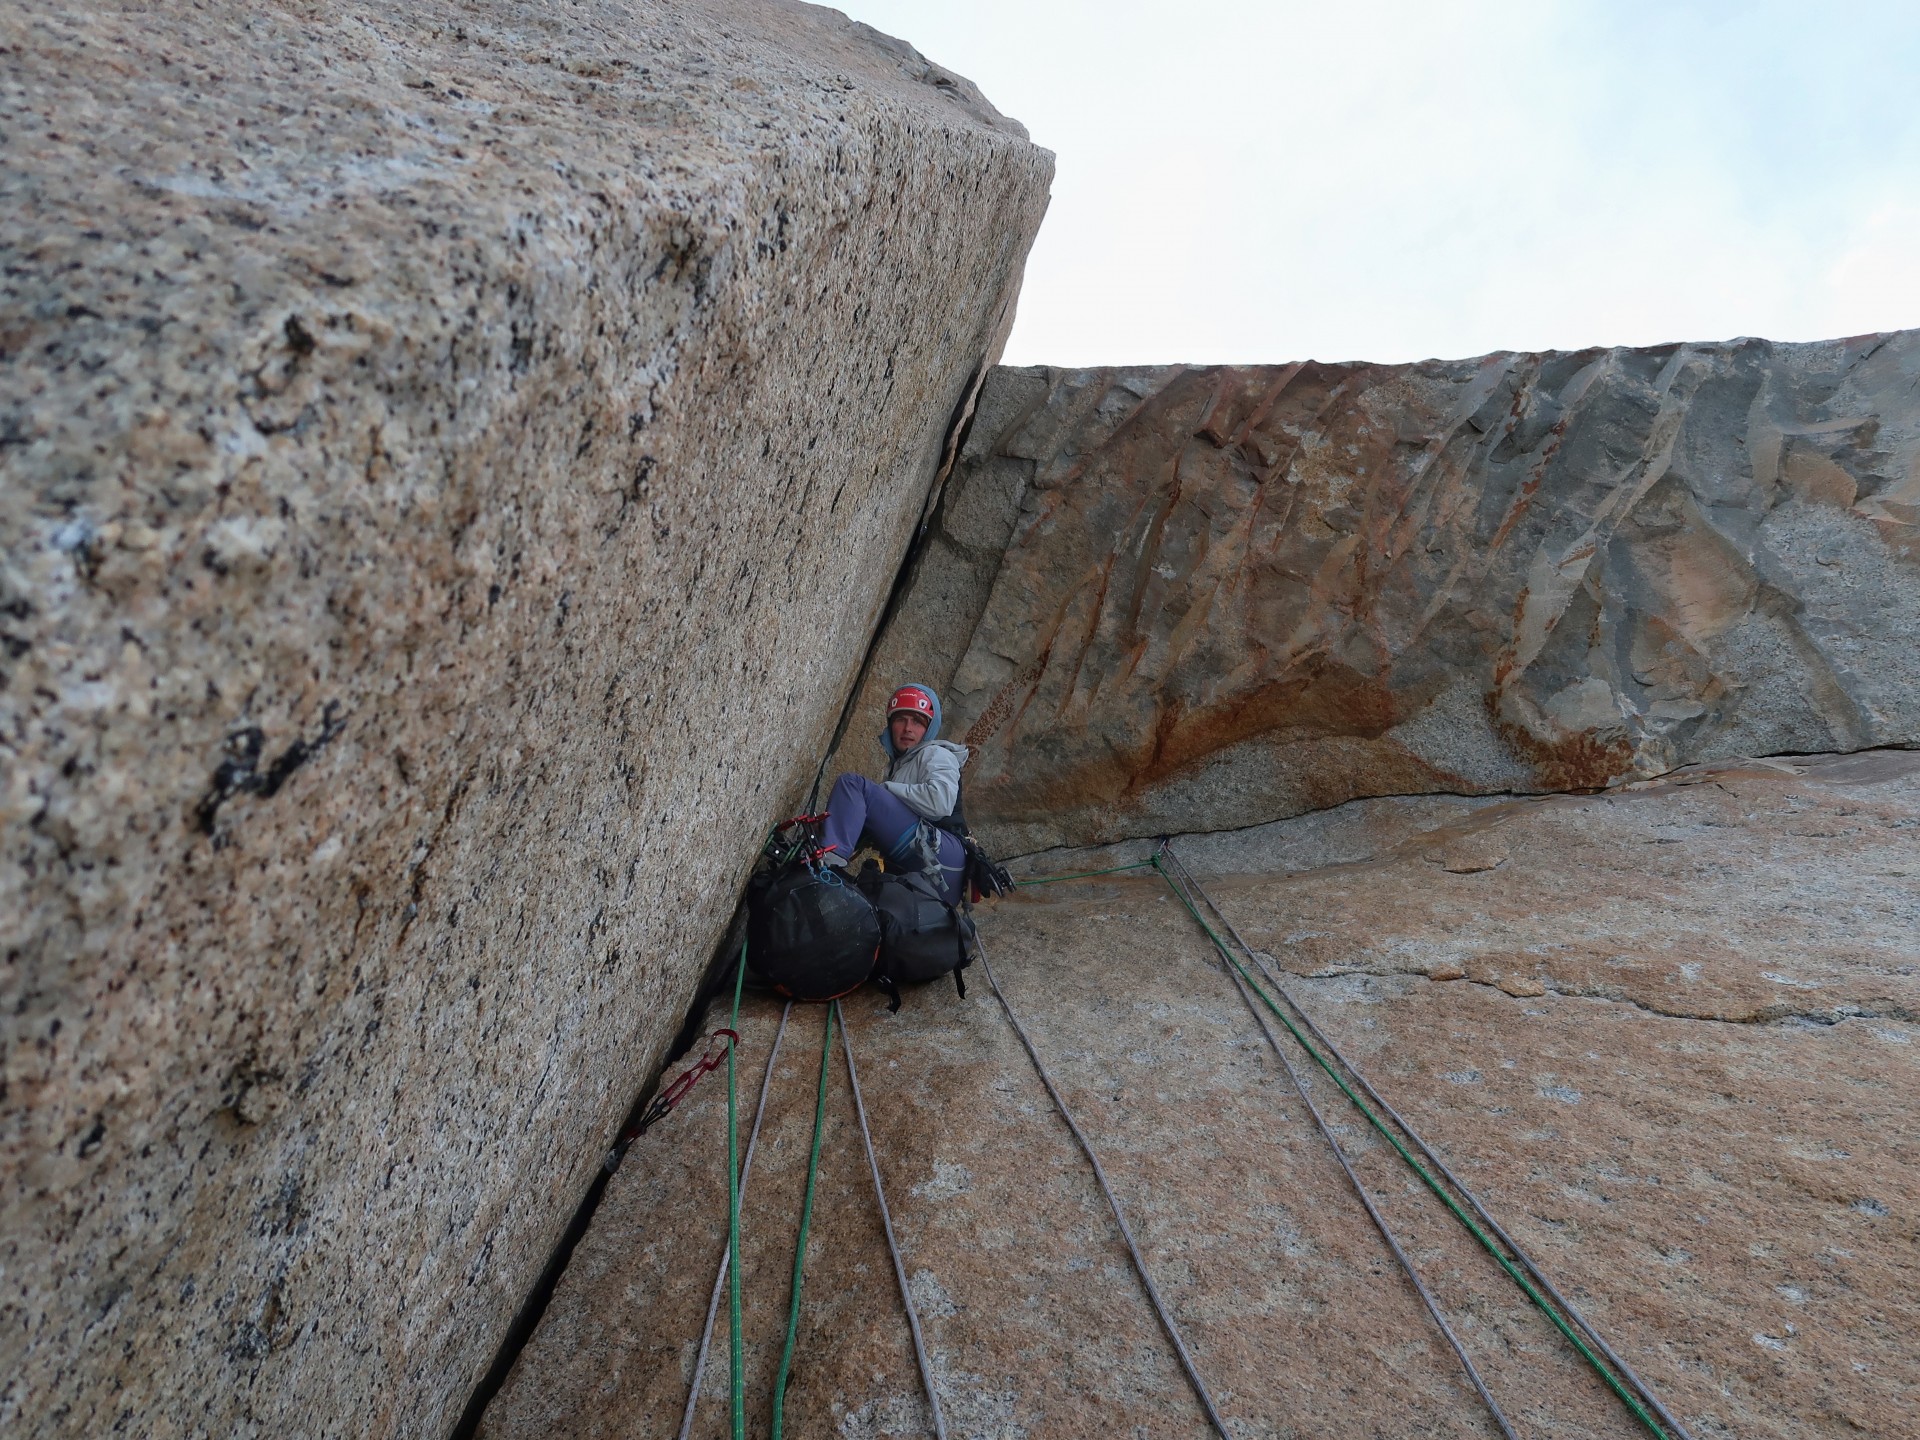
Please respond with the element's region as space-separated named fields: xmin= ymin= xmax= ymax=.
xmin=831 ymin=0 xmax=1920 ymax=367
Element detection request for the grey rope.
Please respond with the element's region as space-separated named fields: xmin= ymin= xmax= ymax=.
xmin=1158 ymin=851 xmax=1519 ymax=1440
xmin=678 ymin=1000 xmax=794 ymax=1440
xmin=836 ymin=1002 xmax=949 ymax=1440
xmin=975 ymin=938 xmax=1233 ymax=1439
xmin=1161 ymin=843 xmax=1696 ymax=1440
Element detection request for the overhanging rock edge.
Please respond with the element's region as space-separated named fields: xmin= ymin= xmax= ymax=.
xmin=0 ymin=2 xmax=1051 ymax=1434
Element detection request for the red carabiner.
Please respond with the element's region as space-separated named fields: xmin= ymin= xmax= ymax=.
xmin=658 ymin=1028 xmax=739 ymax=1107
xmin=605 ymin=1027 xmax=741 ymax=1172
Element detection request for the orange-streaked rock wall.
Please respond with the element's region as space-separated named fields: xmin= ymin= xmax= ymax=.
xmin=848 ymin=339 xmax=1920 ymax=852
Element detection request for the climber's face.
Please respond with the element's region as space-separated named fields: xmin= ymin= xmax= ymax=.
xmin=889 ymin=712 xmax=929 ymax=752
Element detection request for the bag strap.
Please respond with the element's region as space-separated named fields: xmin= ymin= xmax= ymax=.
xmin=948 ymin=898 xmax=976 ymax=999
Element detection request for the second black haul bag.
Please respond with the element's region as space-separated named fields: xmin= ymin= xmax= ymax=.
xmin=858 ymin=866 xmax=974 ymax=1006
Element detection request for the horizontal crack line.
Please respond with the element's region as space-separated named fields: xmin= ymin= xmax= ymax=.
xmin=1003 ymin=743 xmax=1920 ymax=870
xmin=1291 ymin=964 xmax=1919 ymax=1029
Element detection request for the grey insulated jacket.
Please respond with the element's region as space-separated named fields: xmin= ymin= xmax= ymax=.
xmin=884 ymin=738 xmax=968 ymax=820
xmin=879 ymin=680 xmax=968 ymax=821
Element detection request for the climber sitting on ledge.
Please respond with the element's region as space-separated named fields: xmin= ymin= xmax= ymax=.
xmin=819 ymin=684 xmax=970 ymax=903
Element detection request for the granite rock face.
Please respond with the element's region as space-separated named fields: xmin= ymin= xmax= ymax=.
xmin=478 ymin=749 xmax=1920 ymax=1439
xmin=848 ymin=339 xmax=1920 ymax=852
xmin=0 ymin=4 xmax=1049 ymax=1435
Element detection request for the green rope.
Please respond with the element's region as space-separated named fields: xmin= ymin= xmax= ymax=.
xmin=1148 ymin=855 xmax=1672 ymax=1440
xmin=725 ymin=940 xmax=748 ymax=1440
xmin=1016 ymin=859 xmax=1158 ymax=887
xmin=769 ymin=1003 xmax=836 ymax=1438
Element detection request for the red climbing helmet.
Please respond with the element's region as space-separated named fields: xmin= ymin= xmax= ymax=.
xmin=887 ymin=685 xmax=934 ymax=721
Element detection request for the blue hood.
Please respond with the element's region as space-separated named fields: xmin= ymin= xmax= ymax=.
xmin=879 ymin=680 xmax=943 ymax=759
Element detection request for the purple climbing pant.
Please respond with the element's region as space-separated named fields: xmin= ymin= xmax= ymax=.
xmin=820 ymin=772 xmax=965 ymax=904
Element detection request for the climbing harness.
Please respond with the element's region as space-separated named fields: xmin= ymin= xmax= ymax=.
xmin=1150 ymin=841 xmax=1695 ymax=1440
xmin=604 ymin=1027 xmax=740 ymax=1173
xmin=677 ymin=999 xmax=791 ymax=1440
xmin=769 ymin=1002 xmax=836 ymax=1439
xmin=839 ymin=1002 xmax=948 ymax=1440
xmin=975 ymin=935 xmax=1235 ymax=1439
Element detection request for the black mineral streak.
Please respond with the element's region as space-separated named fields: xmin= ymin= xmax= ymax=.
xmin=194 ymin=700 xmax=345 ymax=836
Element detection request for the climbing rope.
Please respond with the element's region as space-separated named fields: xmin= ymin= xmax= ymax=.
xmin=1158 ymin=843 xmax=1697 ymax=1440
xmin=724 ymin=945 xmax=749 ymax=1440
xmin=1150 ymin=843 xmax=1689 ymax=1440
xmin=975 ymin=936 xmax=1234 ymax=1439
xmin=1006 ymin=855 xmax=1508 ymax=1435
xmin=838 ymin=1002 xmax=949 ymax=1440
xmin=677 ymin=998 xmax=793 ymax=1440
xmin=769 ymin=1003 xmax=837 ymax=1439
xmin=1156 ymin=853 xmax=1519 ymax=1438
xmin=670 ymin=814 xmax=1685 ymax=1438
xmin=683 ymin=836 xmax=1674 ymax=1437
xmin=1014 ymin=859 xmax=1159 ymax=886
